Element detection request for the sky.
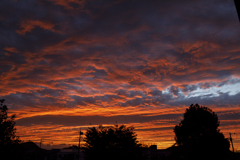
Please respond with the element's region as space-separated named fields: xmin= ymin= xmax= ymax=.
xmin=0 ymin=0 xmax=240 ymax=150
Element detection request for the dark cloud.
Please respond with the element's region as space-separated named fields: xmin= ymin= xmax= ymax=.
xmin=1 ymin=51 xmax=26 ymax=65
xmin=37 ymin=88 xmax=64 ymax=97
xmin=218 ymin=112 xmax=240 ymax=121
xmin=168 ymin=86 xmax=181 ymax=97
xmin=181 ymin=84 xmax=198 ymax=92
xmin=71 ymin=95 xmax=96 ymax=106
xmin=84 ymin=66 xmax=108 ymax=78
xmin=95 ymin=94 xmax=121 ymax=101
xmin=149 ymin=89 xmax=162 ymax=96
xmin=151 ymin=96 xmax=170 ymax=105
xmin=120 ymin=98 xmax=145 ymax=107
xmin=3 ymin=92 xmax=62 ymax=109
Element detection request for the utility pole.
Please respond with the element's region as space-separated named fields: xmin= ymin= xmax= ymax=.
xmin=78 ymin=129 xmax=83 ymax=160
xmin=229 ymin=133 xmax=235 ymax=152
xmin=40 ymin=139 xmax=43 ymax=148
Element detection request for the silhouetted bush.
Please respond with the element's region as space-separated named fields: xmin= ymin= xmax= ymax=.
xmin=84 ymin=124 xmax=146 ymax=160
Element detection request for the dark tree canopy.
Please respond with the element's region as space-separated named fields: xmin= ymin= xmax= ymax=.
xmin=0 ymin=99 xmax=20 ymax=158
xmin=0 ymin=99 xmax=20 ymax=146
xmin=174 ymin=104 xmax=219 ymax=146
xmin=84 ymin=124 xmax=145 ymax=160
xmin=173 ymin=104 xmax=230 ymax=160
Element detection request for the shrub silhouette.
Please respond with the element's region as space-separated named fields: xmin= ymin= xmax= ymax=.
xmin=84 ymin=124 xmax=145 ymax=160
xmin=173 ymin=104 xmax=230 ymax=160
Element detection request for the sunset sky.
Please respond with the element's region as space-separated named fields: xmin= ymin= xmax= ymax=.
xmin=1 ymin=0 xmax=240 ymax=150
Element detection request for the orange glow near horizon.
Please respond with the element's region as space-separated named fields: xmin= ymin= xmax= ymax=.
xmin=15 ymin=119 xmax=240 ymax=150
xmin=13 ymin=104 xmax=240 ymax=150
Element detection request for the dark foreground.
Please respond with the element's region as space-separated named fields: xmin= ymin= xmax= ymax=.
xmin=1 ymin=142 xmax=239 ymax=160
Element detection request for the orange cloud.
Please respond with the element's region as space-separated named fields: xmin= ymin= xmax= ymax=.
xmin=16 ymin=20 xmax=56 ymax=35
xmin=49 ymin=0 xmax=86 ymax=10
xmin=3 ymin=47 xmax=19 ymax=53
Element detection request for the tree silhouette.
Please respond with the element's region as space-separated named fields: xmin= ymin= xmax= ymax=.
xmin=173 ymin=104 xmax=230 ymax=160
xmin=0 ymin=99 xmax=20 ymax=159
xmin=84 ymin=124 xmax=145 ymax=160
